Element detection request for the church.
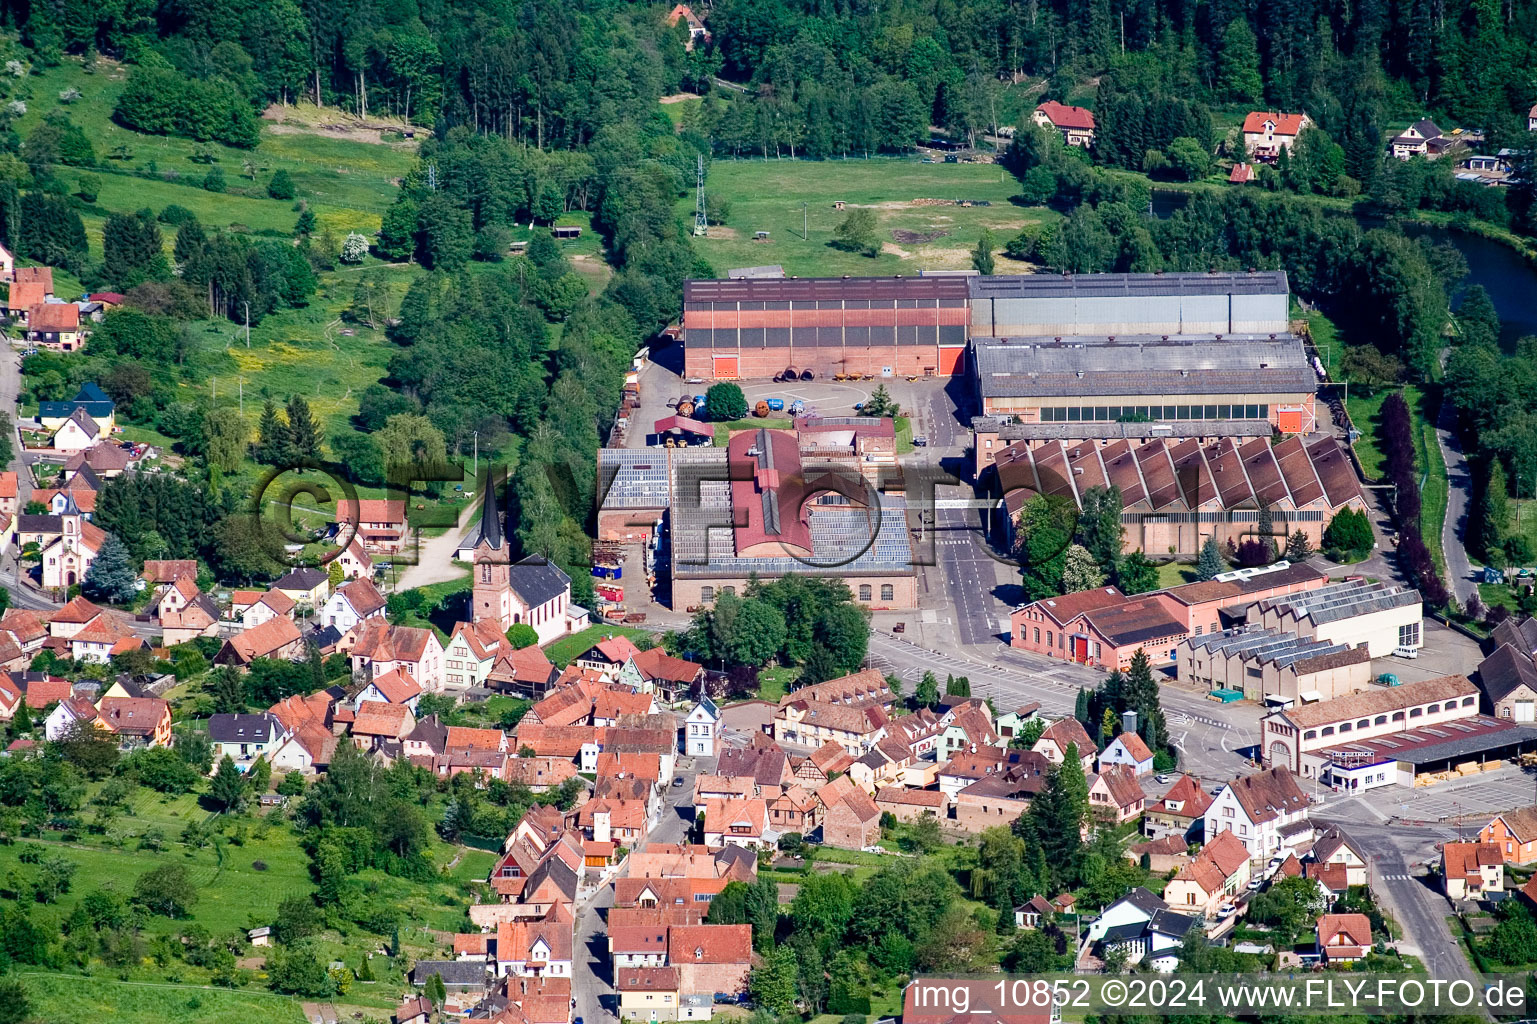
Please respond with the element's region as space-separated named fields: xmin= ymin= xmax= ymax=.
xmin=461 ymin=471 xmax=589 ymax=646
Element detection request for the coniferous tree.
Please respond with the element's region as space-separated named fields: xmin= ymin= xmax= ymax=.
xmin=1196 ymin=534 xmax=1226 ymax=581
xmin=255 ymin=400 xmax=291 ymax=465
xmin=82 ymin=534 xmax=138 ymax=604
xmin=1285 ymin=530 xmax=1313 ymax=562
xmin=209 ymin=755 xmax=248 ymax=812
xmin=1073 ymin=687 xmax=1091 ymax=732
xmin=286 ymin=396 xmax=324 ymax=462
xmin=945 ymin=675 xmax=971 ymax=698
xmin=1258 ymin=503 xmax=1279 ymax=560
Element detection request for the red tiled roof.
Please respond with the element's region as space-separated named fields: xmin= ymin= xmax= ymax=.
xmin=666 ymin=924 xmax=751 ymax=964
xmin=24 ymin=677 xmax=73 ymax=708
xmin=7 ymin=280 xmax=45 ymax=312
xmin=447 ymin=726 xmax=506 ymax=751
xmin=226 ymin=616 xmax=303 ymax=661
xmin=369 ymin=667 xmax=422 ymax=704
xmin=1035 ymin=100 xmax=1095 ymax=131
xmin=97 ymin=696 xmax=168 ymax=735
xmin=337 ymin=498 xmax=406 ymax=526
xmin=631 ymin=646 xmax=702 ymax=684
xmin=1242 ymin=111 xmax=1307 ymax=136
xmin=1111 ymin=731 xmax=1153 ymax=763
xmin=53 ymin=595 xmax=104 ymax=625
xmin=29 ymin=303 xmax=79 ymax=331
xmin=351 ymin=700 xmax=414 ymax=737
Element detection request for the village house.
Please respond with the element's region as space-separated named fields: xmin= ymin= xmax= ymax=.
xmin=214 ymin=616 xmax=307 ymax=667
xmin=684 ymin=696 xmax=720 ymax=756
xmin=444 ymin=619 xmax=510 ymax=690
xmin=346 ymin=620 xmax=445 ymax=691
xmin=1243 ymin=111 xmax=1310 ymax=160
xmin=1032 ymin=717 xmax=1097 ymax=771
xmin=1032 ymin=101 xmax=1096 ymax=147
xmin=767 ymin=784 xmax=820 ymax=832
xmin=273 ymin=567 xmax=330 ymax=610
xmin=338 ymin=498 xmax=408 ymax=554
xmin=97 ymin=696 xmax=173 ymax=750
xmin=321 ymin=577 xmax=388 ymax=633
xmin=1441 ymin=842 xmax=1504 ymax=900
xmin=1477 ymin=616 xmax=1537 ymax=721
xmin=28 ymin=301 xmax=83 ymax=352
xmin=1204 ymin=766 xmax=1310 ymax=860
xmin=351 ymin=700 xmax=416 ymax=751
xmin=700 ymin=797 xmax=772 ymax=850
xmin=1389 ymin=118 xmax=1467 ymax=160
xmin=1316 ymin=913 xmax=1373 ymax=964
xmin=576 ymin=635 xmax=643 ymax=675
xmin=1310 ymin=824 xmax=1370 ymax=887
xmin=5 ymin=277 xmax=46 ymax=321
xmin=817 ymin=775 xmax=882 ymax=849
xmin=335 ymin=537 xmax=373 ymax=580
xmin=874 ymin=786 xmax=949 ymax=824
xmin=49 ymin=408 xmax=101 ymax=453
xmin=1084 ymin=887 xmax=1198 ymax=971
xmin=230 ymin=588 xmax=296 ymax=630
xmin=1088 ymin=764 xmax=1146 ymax=823
xmin=617 ymin=965 xmax=682 ymax=1021
xmin=953 ymin=768 xmax=1046 ymax=832
xmin=632 ymin=647 xmax=705 ymax=704
xmin=1098 ymin=728 xmax=1155 ymax=775
xmin=352 ymin=667 xmax=423 ymax=714
xmin=208 ymin=712 xmax=288 ymax=766
xmin=495 ymin=904 xmax=575 ymax=978
xmin=1478 ymin=808 xmax=1537 ymax=865
xmin=667 ymin=924 xmax=752 ymax=998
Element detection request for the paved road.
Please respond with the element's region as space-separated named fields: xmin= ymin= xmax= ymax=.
xmin=1435 ymin=396 xmax=1477 ymax=609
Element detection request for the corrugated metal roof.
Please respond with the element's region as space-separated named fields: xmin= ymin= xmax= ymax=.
xmin=967 ymin=270 xmax=1289 ymax=299
xmin=971 ymin=417 xmax=1273 ymax=441
xmin=684 ymin=276 xmax=970 ymax=302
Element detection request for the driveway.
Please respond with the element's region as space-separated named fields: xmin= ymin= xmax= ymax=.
xmin=1435 ymin=396 xmax=1477 ymax=608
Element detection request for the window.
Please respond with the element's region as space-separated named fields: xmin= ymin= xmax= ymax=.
xmin=1223 ymin=807 xmax=1234 ymax=818
xmin=1375 ymin=715 xmax=1387 ymax=725
xmin=1357 ymin=720 xmax=1368 ymax=729
xmin=1304 ymin=730 xmax=1317 ymax=740
xmin=1398 ymin=622 xmax=1420 ymax=647
xmin=1034 ymin=628 xmax=1041 ymax=643
xmin=1321 ymin=726 xmax=1334 ymax=737
xmin=1462 ymin=696 xmax=1476 ymax=707
xmin=1392 ymin=712 xmax=1405 ymax=722
xmin=700 ymin=586 xmax=715 ymax=602
xmin=859 ymin=584 xmax=872 ymax=601
xmin=1195 ymin=626 xmax=1203 ymax=635
xmin=881 ymin=584 xmax=894 ymax=601
xmin=1409 ymin=708 xmax=1422 ymax=718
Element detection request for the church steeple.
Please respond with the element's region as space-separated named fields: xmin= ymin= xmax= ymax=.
xmin=472 ymin=467 xmax=504 ymax=554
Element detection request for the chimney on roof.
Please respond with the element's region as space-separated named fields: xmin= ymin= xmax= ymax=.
xmin=1123 ymin=710 xmax=1138 ymax=736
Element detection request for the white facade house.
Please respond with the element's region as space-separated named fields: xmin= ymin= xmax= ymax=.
xmin=684 ymin=696 xmax=720 ymax=756
xmin=209 ymin=713 xmax=288 ymax=765
xmin=1203 ymin=766 xmax=1311 ymax=860
xmin=1097 ymin=730 xmax=1155 ymax=776
xmin=320 ymin=578 xmax=387 ymax=634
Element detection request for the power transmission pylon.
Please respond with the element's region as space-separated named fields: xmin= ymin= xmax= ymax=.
xmin=693 ymin=155 xmax=707 ymax=237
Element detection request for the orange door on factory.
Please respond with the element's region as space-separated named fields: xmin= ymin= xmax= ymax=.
xmin=1276 ymin=406 xmax=1303 ymax=433
xmin=937 ymin=346 xmax=965 ymax=375
xmin=712 ymin=355 xmax=739 ymax=379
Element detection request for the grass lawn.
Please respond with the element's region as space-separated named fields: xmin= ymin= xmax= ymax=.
xmin=713 ymin=417 xmax=792 ymax=444
xmin=1414 ymin=389 xmax=1449 ymax=577
xmin=544 ymin=623 xmax=658 ymax=667
xmin=755 ymin=666 xmax=798 ymax=702
xmin=1153 ymin=560 xmax=1198 ymax=589
xmin=690 ymin=157 xmax=1056 ymax=277
xmin=16 ymin=972 xmax=308 ymax=1024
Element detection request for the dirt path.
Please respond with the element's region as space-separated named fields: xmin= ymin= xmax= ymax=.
xmin=392 ymin=506 xmax=475 ymax=592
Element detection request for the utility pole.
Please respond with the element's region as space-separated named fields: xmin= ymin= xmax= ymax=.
xmin=472 ymin=430 xmax=479 ymax=485
xmin=693 ymin=154 xmax=707 ymax=237
xmin=803 ymin=202 xmax=808 ymax=241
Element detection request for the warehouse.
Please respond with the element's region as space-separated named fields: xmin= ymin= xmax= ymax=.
xmin=967 ymin=270 xmax=1291 ymax=337
xmin=970 ymin=333 xmax=1317 ymax=430
xmin=1176 ymin=628 xmax=1372 ymax=705
xmin=1242 ymin=579 xmax=1422 ymax=658
xmin=680 ymin=276 xmax=970 ymax=380
xmin=1259 ymin=674 xmax=1484 ymax=780
xmin=990 ymin=434 xmax=1365 ymax=556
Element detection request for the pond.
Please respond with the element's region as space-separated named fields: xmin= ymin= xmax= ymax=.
xmin=1146 ymin=188 xmax=1537 ymax=346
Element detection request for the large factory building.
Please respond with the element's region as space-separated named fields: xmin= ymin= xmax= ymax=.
xmin=681 ymin=276 xmax=970 ymax=380
xmin=680 ymin=269 xmax=1296 ymax=384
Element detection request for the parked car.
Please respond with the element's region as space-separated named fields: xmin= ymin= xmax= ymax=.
xmin=1392 ymin=646 xmax=1420 ymax=659
xmin=672 ymin=776 xmax=684 ymax=787
xmin=912 ymin=435 xmax=929 ymax=447
xmin=1155 ymin=773 xmax=1171 ymax=784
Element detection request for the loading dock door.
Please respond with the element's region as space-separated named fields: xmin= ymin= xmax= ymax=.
xmin=937 ymin=346 xmax=965 ymax=375
xmin=712 ymin=355 xmax=739 ymax=379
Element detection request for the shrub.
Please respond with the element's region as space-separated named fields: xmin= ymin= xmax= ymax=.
xmin=158 ymin=204 xmax=196 ymax=225
xmin=267 ymin=169 xmax=295 ymax=200
xmin=202 ymin=166 xmax=226 ymax=193
xmin=114 ymin=67 xmax=261 ymax=148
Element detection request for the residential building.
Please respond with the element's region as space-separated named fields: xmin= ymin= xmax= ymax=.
xmin=953 ymin=767 xmax=1046 ymax=832
xmin=684 ymin=696 xmax=720 ymax=756
xmin=495 ymin=904 xmax=575 ymax=978
xmin=1388 ymin=119 xmax=1467 ymax=160
xmin=1032 ymin=717 xmax=1096 ymax=771
xmin=617 ymin=966 xmax=683 ymax=1021
xmin=1088 ymin=765 xmax=1146 ymax=823
xmin=335 ymin=537 xmax=373 ymax=580
xmin=1242 ymin=112 xmax=1310 ymax=160
xmin=1477 ymin=617 xmax=1537 ymax=721
xmin=97 ymin=697 xmax=172 ymax=749
xmin=273 ymin=567 xmax=330 ymax=609
xmin=27 ymin=302 xmax=82 ymax=351
xmin=1032 ymin=101 xmax=1096 ymax=146
xmin=1084 ymin=888 xmax=1198 ymax=971
xmin=39 ymin=383 xmax=115 ymax=435
xmin=214 ymin=616 xmax=307 ymax=667
xmin=700 ymin=797 xmax=771 ymax=850
xmin=351 ymin=700 xmax=416 ymax=750
xmin=346 ymin=620 xmax=445 ymax=691
xmin=231 ymin=589 xmax=296 ymax=630
xmin=773 ymin=669 xmax=893 ymax=753
xmin=1316 ymin=913 xmax=1372 ymax=964
xmin=1478 ymin=808 xmax=1537 ymax=866
xmin=667 ymin=924 xmax=752 ymax=997
xmin=632 ymin=647 xmax=705 ymax=704
xmin=338 ymin=498 xmax=408 ymax=554
xmin=1175 ymin=799 xmax=1230 ymax=857
xmin=1441 ymin=842 xmax=1504 ymax=900
xmin=817 ymin=775 xmax=881 ymax=849
xmin=1310 ymin=824 xmax=1369 ymax=886
xmin=321 ymin=578 xmax=388 ymax=633
xmin=208 ymin=712 xmax=287 ymax=765
xmin=353 ymin=667 xmax=423 ymax=714
xmin=50 ymin=407 xmax=101 ymax=453
xmin=1204 ymin=767 xmax=1310 ymax=860
xmin=1098 ymin=730 xmax=1154 ymax=775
